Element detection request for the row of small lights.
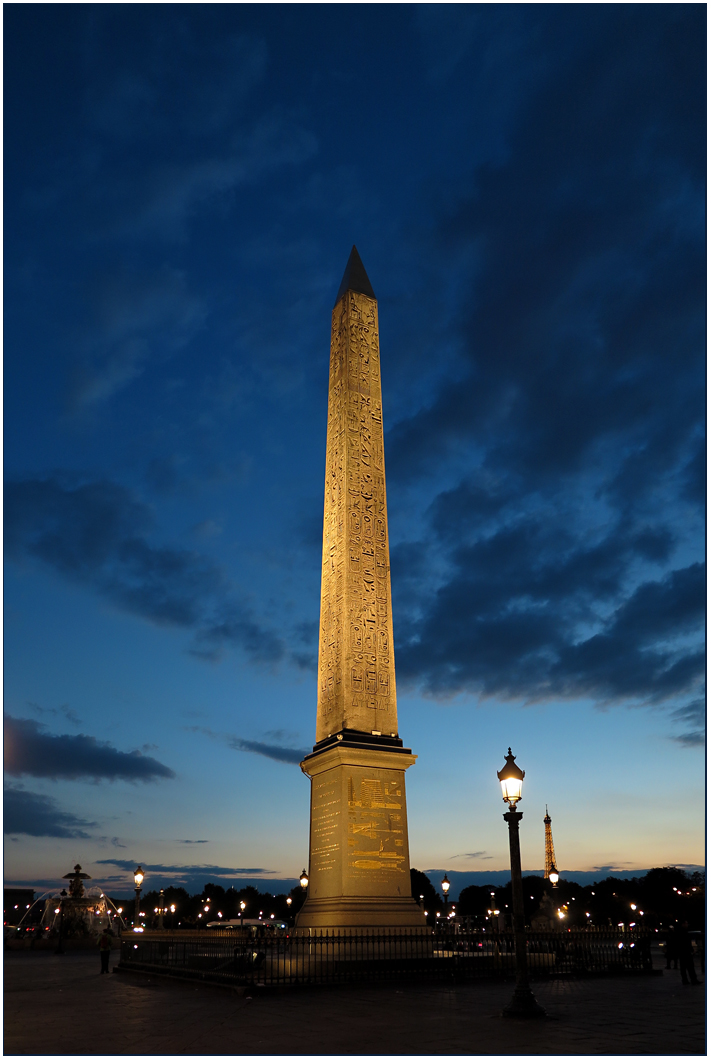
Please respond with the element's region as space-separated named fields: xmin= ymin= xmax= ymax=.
xmin=130 ymin=865 xmax=307 ymax=931
xmin=111 ymin=814 xmax=707 ymax=932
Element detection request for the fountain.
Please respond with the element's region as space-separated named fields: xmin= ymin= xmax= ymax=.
xmin=1 ymin=865 xmax=129 ymax=949
xmin=38 ymin=866 xmax=127 ymax=941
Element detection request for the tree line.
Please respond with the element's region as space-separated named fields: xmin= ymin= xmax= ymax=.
xmin=112 ymin=865 xmax=703 ymax=930
xmin=411 ymin=866 xmax=704 ymax=929
xmin=113 ymin=881 xmax=307 ymax=928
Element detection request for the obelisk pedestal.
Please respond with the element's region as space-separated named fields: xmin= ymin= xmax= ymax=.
xmin=295 ymin=248 xmax=424 ymax=932
xmin=297 ymin=732 xmax=422 ymax=928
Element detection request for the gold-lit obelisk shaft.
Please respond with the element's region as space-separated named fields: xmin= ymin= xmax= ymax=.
xmin=296 ymin=247 xmax=424 ymax=931
xmin=317 ymin=272 xmax=397 ymax=741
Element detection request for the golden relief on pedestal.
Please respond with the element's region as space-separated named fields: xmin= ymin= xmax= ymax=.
xmin=316 ymin=289 xmax=398 ymax=743
xmin=347 ymin=774 xmax=407 ymax=876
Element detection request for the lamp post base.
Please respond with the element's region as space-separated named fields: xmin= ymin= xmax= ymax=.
xmin=502 ymin=984 xmax=547 ymax=1019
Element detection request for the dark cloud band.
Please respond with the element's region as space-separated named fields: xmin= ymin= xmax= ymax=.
xmin=4 ymin=715 xmax=175 ymax=782
xmin=187 ymin=725 xmax=308 ymax=765
xmin=96 ymin=859 xmax=272 ymax=876
xmin=4 ymin=476 xmax=284 ymax=663
xmin=4 ymin=787 xmax=95 ymax=838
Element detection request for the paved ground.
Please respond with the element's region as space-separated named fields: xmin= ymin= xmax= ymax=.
xmin=4 ymin=950 xmax=705 ymax=1056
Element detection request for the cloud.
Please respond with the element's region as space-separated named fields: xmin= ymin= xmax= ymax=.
xmin=187 ymin=725 xmax=308 ymax=765
xmin=85 ymin=33 xmax=269 ymax=141
xmin=390 ymin=10 xmax=704 ymax=491
xmin=378 ymin=7 xmax=704 ymax=745
xmin=116 ymin=117 xmax=317 ymax=239
xmin=672 ymin=730 xmax=704 ymax=748
xmin=25 ymin=702 xmax=82 ymax=726
xmin=450 ymin=852 xmax=493 ymax=860
xmin=177 ymin=839 xmax=209 ymax=845
xmin=396 ymin=525 xmax=704 ymax=699
xmin=5 ymin=475 xmax=285 ymax=663
xmin=229 ymin=737 xmax=307 ymax=765
xmin=4 ymin=787 xmax=96 ymax=838
xmin=71 ymin=266 xmax=206 ymax=409
xmin=26 ymin=18 xmax=317 ymax=246
xmin=4 ymin=715 xmax=175 ymax=782
xmin=96 ymin=859 xmax=272 ymax=877
xmin=669 ymin=699 xmax=705 ymax=745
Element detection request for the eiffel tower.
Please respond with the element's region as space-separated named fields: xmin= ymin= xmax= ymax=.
xmin=544 ymin=806 xmax=558 ymax=882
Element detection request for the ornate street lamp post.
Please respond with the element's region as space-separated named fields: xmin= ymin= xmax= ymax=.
xmin=134 ymin=866 xmax=144 ymax=928
xmin=441 ymin=874 xmax=451 ymax=922
xmin=158 ymin=889 xmax=165 ymax=930
xmin=299 ymin=868 xmax=309 ymax=892
xmin=497 ymin=749 xmax=546 ymax=1019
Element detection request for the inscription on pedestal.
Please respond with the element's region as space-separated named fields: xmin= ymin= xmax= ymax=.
xmin=311 ymin=775 xmax=340 ymax=878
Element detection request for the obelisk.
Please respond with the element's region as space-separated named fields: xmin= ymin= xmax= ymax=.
xmin=295 ymin=247 xmax=424 ymax=930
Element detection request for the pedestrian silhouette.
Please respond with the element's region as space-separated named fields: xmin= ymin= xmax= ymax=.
xmin=98 ymin=927 xmax=112 ymax=974
xmin=674 ymin=920 xmax=700 ymax=985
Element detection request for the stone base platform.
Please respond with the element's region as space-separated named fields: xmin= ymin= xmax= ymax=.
xmin=294 ymin=894 xmax=426 ymax=932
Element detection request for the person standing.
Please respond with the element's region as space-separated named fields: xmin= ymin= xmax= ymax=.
xmin=98 ymin=927 xmax=112 ymax=974
xmin=675 ymin=920 xmax=700 ymax=985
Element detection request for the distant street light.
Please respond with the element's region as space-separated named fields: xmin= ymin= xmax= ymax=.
xmin=497 ymin=749 xmax=546 ymax=1019
xmin=158 ymin=889 xmax=165 ymax=930
xmin=54 ymin=889 xmax=68 ymax=955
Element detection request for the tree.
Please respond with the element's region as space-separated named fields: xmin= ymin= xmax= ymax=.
xmin=410 ymin=868 xmax=443 ymax=914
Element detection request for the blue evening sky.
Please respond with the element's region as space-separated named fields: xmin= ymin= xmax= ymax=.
xmin=4 ymin=4 xmax=704 ymax=899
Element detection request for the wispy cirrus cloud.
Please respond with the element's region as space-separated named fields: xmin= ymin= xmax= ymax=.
xmin=25 ymin=702 xmax=82 ymax=726
xmin=71 ymin=265 xmax=206 ymax=409
xmin=4 ymin=714 xmax=175 ymax=782
xmin=187 ymin=725 xmax=308 ymax=765
xmin=449 ymin=851 xmax=493 ymax=860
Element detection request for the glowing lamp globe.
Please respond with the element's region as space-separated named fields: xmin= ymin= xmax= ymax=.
xmin=299 ymin=868 xmax=309 ymax=890
xmin=496 ymin=748 xmax=525 ymax=808
xmin=134 ymin=866 xmax=144 ymax=888
xmin=549 ymin=868 xmax=559 ymax=886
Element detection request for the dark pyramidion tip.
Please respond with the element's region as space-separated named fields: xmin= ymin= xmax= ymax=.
xmin=334 ymin=245 xmax=376 ymax=306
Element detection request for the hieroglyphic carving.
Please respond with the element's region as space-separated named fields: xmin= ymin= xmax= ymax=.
xmin=316 ymin=289 xmax=399 ymax=742
xmin=346 ymin=773 xmax=408 ymax=879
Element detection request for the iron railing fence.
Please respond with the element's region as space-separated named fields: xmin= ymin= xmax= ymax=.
xmin=118 ymin=926 xmax=654 ymax=988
